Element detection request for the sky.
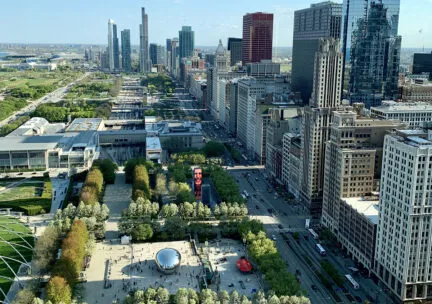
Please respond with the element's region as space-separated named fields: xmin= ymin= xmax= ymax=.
xmin=0 ymin=0 xmax=431 ymax=48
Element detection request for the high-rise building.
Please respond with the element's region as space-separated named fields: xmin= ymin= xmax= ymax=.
xmin=242 ymin=12 xmax=273 ymax=65
xmin=342 ymin=0 xmax=401 ymax=108
xmin=300 ymin=38 xmax=343 ymax=216
xmin=179 ymin=26 xmax=195 ymax=59
xmin=121 ymin=29 xmax=131 ymax=72
xmin=292 ymin=2 xmax=342 ymax=104
xmin=170 ymin=38 xmax=179 ymax=77
xmin=108 ymin=19 xmax=116 ymax=71
xmin=166 ymin=38 xmax=172 ymax=68
xmin=375 ymin=128 xmax=432 ymax=302
xmin=150 ymin=43 xmax=163 ymax=66
xmin=413 ymin=52 xmax=432 ymax=77
xmin=227 ymin=38 xmax=242 ymax=66
xmin=113 ymin=24 xmax=120 ymax=70
xmin=139 ymin=7 xmax=150 ymax=73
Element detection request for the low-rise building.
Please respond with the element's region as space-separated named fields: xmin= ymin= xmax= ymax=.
xmin=339 ymin=196 xmax=378 ymax=274
xmin=146 ymin=137 xmax=162 ymax=164
xmin=370 ymin=101 xmax=432 ymax=128
xmin=399 ymin=79 xmax=432 ymax=102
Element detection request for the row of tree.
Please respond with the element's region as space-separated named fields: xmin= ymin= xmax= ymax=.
xmin=80 ymin=168 xmax=104 ymax=205
xmin=48 ymin=220 xmax=90 ymax=304
xmin=52 ymin=202 xmax=110 ymax=239
xmin=213 ymin=202 xmax=248 ymax=218
xmin=209 ymin=166 xmax=244 ymax=203
xmin=133 ymin=165 xmax=151 ymax=200
xmin=245 ymin=231 xmax=303 ymax=296
xmin=123 ymin=288 xmax=310 ymax=304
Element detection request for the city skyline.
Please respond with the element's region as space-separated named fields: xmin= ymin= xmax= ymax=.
xmin=0 ymin=0 xmax=431 ymax=48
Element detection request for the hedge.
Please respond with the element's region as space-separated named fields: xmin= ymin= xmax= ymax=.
xmin=0 ymin=177 xmax=52 ymax=215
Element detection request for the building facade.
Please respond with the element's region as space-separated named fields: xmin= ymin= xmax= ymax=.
xmin=300 ymin=38 xmax=343 ymax=216
xmin=121 ymin=29 xmax=132 ymax=72
xmin=292 ymin=1 xmax=342 ymax=104
xmin=375 ymin=129 xmax=432 ymax=302
xmin=282 ymin=133 xmax=302 ymax=198
xmin=242 ymin=12 xmax=273 ymax=65
xmin=150 ymin=43 xmax=163 ymax=66
xmin=413 ymin=52 xmax=432 ymax=77
xmin=108 ymin=19 xmax=116 ymax=71
xmin=139 ymin=7 xmax=150 ymax=73
xmin=371 ymin=102 xmax=432 ymax=128
xmin=343 ymin=0 xmax=401 ymax=108
xmin=227 ymin=38 xmax=242 ymax=66
xmin=179 ymin=26 xmax=195 ymax=59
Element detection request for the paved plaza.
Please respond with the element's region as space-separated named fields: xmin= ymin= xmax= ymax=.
xmin=83 ymin=241 xmax=201 ymax=304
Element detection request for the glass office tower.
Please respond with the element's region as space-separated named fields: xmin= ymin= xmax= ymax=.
xmin=342 ymin=0 xmax=401 ymax=108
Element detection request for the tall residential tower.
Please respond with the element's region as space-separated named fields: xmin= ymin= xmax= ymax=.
xmin=139 ymin=7 xmax=150 ymax=73
xmin=121 ymin=29 xmax=132 ymax=72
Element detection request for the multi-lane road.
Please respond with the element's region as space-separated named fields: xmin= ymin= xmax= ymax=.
xmin=0 ymin=72 xmax=90 ymax=127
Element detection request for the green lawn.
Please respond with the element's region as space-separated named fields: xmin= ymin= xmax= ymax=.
xmin=280 ymin=63 xmax=292 ymax=73
xmin=0 ymin=182 xmax=44 ymax=202
xmin=0 ymin=216 xmax=34 ymax=300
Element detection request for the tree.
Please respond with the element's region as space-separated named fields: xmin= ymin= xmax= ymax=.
xmin=132 ymin=224 xmax=153 ymax=241
xmin=160 ymin=204 xmax=179 ymax=218
xmin=164 ymin=216 xmax=186 ymax=240
xmin=12 ymin=289 xmax=35 ymax=304
xmin=155 ymin=287 xmax=170 ymax=304
xmin=202 ymin=141 xmax=225 ymax=157
xmin=93 ymin=159 xmax=118 ymax=184
xmin=154 ymin=173 xmax=167 ymax=198
xmin=33 ymin=226 xmax=59 ymax=274
xmin=46 ymin=276 xmax=71 ymax=304
xmin=134 ymin=165 xmax=151 ymax=199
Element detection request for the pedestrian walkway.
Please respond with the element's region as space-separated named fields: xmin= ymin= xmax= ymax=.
xmin=102 ymin=172 xmax=131 ymax=240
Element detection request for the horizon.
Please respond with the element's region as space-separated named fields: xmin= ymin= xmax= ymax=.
xmin=0 ymin=0 xmax=431 ymax=49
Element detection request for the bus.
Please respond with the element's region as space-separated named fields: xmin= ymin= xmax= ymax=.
xmin=243 ymin=190 xmax=249 ymax=198
xmin=315 ymin=243 xmax=327 ymax=256
xmin=308 ymin=228 xmax=319 ymax=240
xmin=305 ymin=219 xmax=310 ymax=229
xmin=345 ymin=274 xmax=360 ymax=290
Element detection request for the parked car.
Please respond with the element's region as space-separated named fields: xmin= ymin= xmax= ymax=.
xmin=311 ymin=285 xmax=318 ymax=291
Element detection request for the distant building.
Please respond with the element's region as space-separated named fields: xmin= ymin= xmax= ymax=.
xmin=113 ymin=24 xmax=120 ymax=70
xmin=140 ymin=7 xmax=151 ymax=73
xmin=246 ymin=60 xmax=280 ymax=77
xmin=179 ymin=26 xmax=195 ymax=59
xmin=121 ymin=29 xmax=132 ymax=72
xmin=292 ymin=1 xmax=342 ymax=104
xmin=413 ymin=52 xmax=432 ymax=77
xmin=399 ymin=79 xmax=432 ymax=102
xmin=150 ymin=43 xmax=163 ymax=66
xmin=242 ymin=12 xmax=273 ymax=65
xmin=166 ymin=38 xmax=172 ymax=69
xmin=108 ymin=19 xmax=116 ymax=71
xmin=227 ymin=38 xmax=242 ymax=66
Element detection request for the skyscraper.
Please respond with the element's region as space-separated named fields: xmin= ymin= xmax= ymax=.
xmin=242 ymin=12 xmax=273 ymax=65
xmin=166 ymin=38 xmax=172 ymax=68
xmin=292 ymin=2 xmax=342 ymax=104
xmin=121 ymin=29 xmax=131 ymax=72
xmin=139 ymin=7 xmax=150 ymax=73
xmin=179 ymin=26 xmax=195 ymax=59
xmin=300 ymin=38 xmax=343 ymax=216
xmin=113 ymin=24 xmax=120 ymax=70
xmin=375 ymin=128 xmax=432 ymax=302
xmin=342 ymin=0 xmax=401 ymax=108
xmin=227 ymin=38 xmax=242 ymax=66
xmin=171 ymin=38 xmax=179 ymax=77
xmin=108 ymin=19 xmax=115 ymax=71
xmin=150 ymin=43 xmax=163 ymax=66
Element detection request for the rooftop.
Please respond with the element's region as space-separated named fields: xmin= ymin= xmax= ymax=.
xmin=371 ymin=102 xmax=432 ymax=113
xmin=66 ymin=118 xmax=104 ymax=132
xmin=146 ymin=137 xmax=162 ymax=151
xmin=343 ymin=196 xmax=379 ymax=225
xmin=7 ymin=117 xmax=65 ymax=137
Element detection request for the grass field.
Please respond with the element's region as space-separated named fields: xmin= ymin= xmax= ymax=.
xmin=0 ymin=216 xmax=34 ymax=299
xmin=0 ymin=182 xmax=44 ymax=202
xmin=0 ymin=70 xmax=83 ymax=92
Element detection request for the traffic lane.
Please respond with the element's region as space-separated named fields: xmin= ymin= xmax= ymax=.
xmin=274 ymin=236 xmax=335 ymax=304
xmin=301 ymin=235 xmax=385 ymax=303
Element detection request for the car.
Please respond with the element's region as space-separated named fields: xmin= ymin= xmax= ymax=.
xmin=271 ymin=235 xmax=277 ymax=241
xmin=267 ymin=208 xmax=273 ymax=213
xmin=17 ymin=172 xmax=23 ymax=176
xmin=278 ymin=224 xmax=283 ymax=229
xmin=354 ymin=296 xmax=362 ymax=303
xmin=311 ymin=284 xmax=318 ymax=291
xmin=303 ymin=235 xmax=309 ymax=240
xmin=255 ymin=205 xmax=260 ymax=210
